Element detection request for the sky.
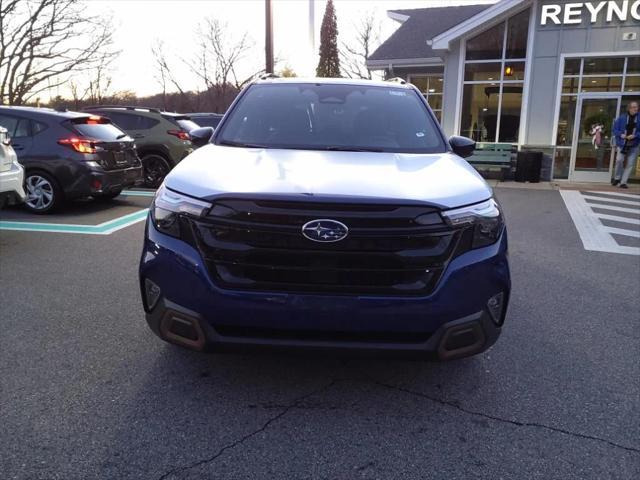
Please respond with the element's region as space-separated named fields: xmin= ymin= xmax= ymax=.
xmin=68 ymin=0 xmax=497 ymax=99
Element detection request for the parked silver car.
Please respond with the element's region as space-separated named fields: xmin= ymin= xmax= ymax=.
xmin=0 ymin=126 xmax=26 ymax=208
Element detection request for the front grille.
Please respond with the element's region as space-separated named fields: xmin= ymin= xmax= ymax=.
xmin=189 ymin=198 xmax=464 ymax=296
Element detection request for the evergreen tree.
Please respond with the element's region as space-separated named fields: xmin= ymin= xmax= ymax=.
xmin=316 ymin=0 xmax=341 ymax=77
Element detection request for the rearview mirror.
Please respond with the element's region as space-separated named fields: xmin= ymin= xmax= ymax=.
xmin=190 ymin=126 xmax=215 ymax=149
xmin=449 ymin=136 xmax=476 ymax=158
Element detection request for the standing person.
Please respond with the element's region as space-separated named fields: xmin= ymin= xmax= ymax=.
xmin=612 ymin=101 xmax=639 ymax=189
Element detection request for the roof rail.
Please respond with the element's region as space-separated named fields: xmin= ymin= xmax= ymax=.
xmin=385 ymin=77 xmax=407 ymax=85
xmin=81 ymin=105 xmax=162 ymax=113
xmin=259 ymin=73 xmax=280 ymax=80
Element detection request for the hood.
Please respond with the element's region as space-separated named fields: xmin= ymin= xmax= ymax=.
xmin=165 ymin=144 xmax=492 ymax=209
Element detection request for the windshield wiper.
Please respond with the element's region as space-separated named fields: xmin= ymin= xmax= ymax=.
xmin=116 ymin=134 xmax=128 ymax=139
xmin=323 ymin=146 xmax=384 ymax=152
xmin=218 ymin=139 xmax=268 ymax=148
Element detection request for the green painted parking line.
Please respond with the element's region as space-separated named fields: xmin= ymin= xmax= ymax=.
xmin=120 ymin=190 xmax=156 ymax=197
xmin=0 ymin=209 xmax=149 ymax=235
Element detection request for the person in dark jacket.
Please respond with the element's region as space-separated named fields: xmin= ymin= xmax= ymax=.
xmin=612 ymin=101 xmax=639 ymax=188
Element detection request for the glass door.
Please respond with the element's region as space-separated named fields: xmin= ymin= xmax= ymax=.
xmin=570 ymin=96 xmax=620 ymax=182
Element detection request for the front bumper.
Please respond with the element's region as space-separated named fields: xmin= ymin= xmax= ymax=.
xmin=65 ymin=164 xmax=144 ymax=198
xmin=140 ymin=219 xmax=510 ymax=360
xmin=0 ymin=161 xmax=26 ymax=205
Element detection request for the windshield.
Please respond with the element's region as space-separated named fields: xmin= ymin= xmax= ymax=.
xmin=70 ymin=118 xmax=130 ymax=141
xmin=176 ymin=119 xmax=200 ymax=132
xmin=216 ymin=83 xmax=446 ymax=153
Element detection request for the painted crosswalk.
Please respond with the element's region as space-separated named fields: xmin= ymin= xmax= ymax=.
xmin=560 ymin=189 xmax=640 ymax=255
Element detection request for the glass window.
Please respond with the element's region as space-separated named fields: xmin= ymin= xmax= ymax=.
xmin=503 ymin=62 xmax=526 ymax=81
xmin=32 ymin=121 xmax=47 ymax=135
xmin=556 ymin=96 xmax=577 ymax=146
xmin=465 ymin=63 xmax=502 ymax=82
xmin=460 ymin=83 xmax=500 ymax=142
xmin=176 ymin=119 xmax=200 ymax=132
xmin=71 ymin=119 xmax=129 ymax=141
xmin=624 ymin=76 xmax=640 ymax=92
xmin=580 ymin=76 xmax=622 ymax=92
xmin=428 ymin=95 xmax=442 ymax=111
xmin=466 ymin=22 xmax=505 ymax=61
xmin=0 ymin=116 xmax=30 ymax=138
xmin=498 ymin=88 xmax=523 ymax=142
xmin=409 ymin=75 xmax=443 ymax=94
xmin=564 ymin=59 xmax=581 ymax=76
xmin=217 ymin=83 xmax=447 ymax=154
xmin=583 ymin=57 xmax=624 ymax=76
xmin=627 ymin=57 xmax=640 ymax=74
xmin=505 ymin=9 xmax=530 ymax=59
xmin=562 ymin=77 xmax=580 ymax=94
xmin=553 ymin=148 xmax=571 ymax=179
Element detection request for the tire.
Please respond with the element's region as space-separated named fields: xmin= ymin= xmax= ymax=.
xmin=23 ymin=171 xmax=63 ymax=214
xmin=94 ymin=189 xmax=123 ymax=201
xmin=141 ymin=154 xmax=172 ymax=188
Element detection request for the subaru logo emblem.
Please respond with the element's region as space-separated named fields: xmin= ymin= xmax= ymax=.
xmin=302 ymin=219 xmax=349 ymax=243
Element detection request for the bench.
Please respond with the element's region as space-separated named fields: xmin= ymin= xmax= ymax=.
xmin=466 ymin=143 xmax=514 ymax=180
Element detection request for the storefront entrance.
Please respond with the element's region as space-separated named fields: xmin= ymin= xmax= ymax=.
xmin=569 ymin=95 xmax=620 ymax=183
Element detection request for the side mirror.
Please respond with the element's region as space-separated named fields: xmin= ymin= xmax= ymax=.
xmin=190 ymin=126 xmax=214 ymax=148
xmin=449 ymin=136 xmax=476 ymax=158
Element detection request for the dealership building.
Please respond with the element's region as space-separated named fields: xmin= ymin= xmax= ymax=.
xmin=367 ymin=0 xmax=640 ymax=182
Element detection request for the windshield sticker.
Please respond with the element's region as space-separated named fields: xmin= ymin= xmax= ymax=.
xmin=389 ymin=91 xmax=406 ymax=96
xmin=416 ymin=132 xmax=425 ymax=137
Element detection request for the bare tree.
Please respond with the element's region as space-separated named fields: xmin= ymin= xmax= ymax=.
xmin=340 ymin=12 xmax=381 ymax=80
xmin=151 ymin=39 xmax=186 ymax=110
xmin=0 ymin=0 xmax=118 ymax=105
xmin=186 ymin=18 xmax=260 ymax=111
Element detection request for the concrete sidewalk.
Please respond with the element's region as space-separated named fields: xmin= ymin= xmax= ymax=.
xmin=489 ymin=179 xmax=640 ymax=193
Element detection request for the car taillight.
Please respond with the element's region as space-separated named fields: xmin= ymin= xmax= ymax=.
xmin=167 ymin=130 xmax=190 ymax=140
xmin=58 ymin=137 xmax=97 ymax=154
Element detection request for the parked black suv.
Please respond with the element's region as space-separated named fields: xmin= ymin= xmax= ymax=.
xmin=84 ymin=106 xmax=197 ymax=187
xmin=0 ymin=106 xmax=143 ymax=213
xmin=187 ymin=112 xmax=224 ymax=130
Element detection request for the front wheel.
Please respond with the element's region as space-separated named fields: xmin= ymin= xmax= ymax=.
xmin=142 ymin=154 xmax=171 ymax=188
xmin=23 ymin=172 xmax=63 ymax=214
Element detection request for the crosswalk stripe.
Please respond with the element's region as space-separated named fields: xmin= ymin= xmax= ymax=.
xmin=583 ymin=195 xmax=640 ymax=207
xmin=589 ymin=204 xmax=640 ymax=214
xmin=595 ymin=214 xmax=640 ymax=225
xmin=602 ymin=226 xmax=640 ymax=238
xmin=586 ymin=190 xmax=640 ymax=199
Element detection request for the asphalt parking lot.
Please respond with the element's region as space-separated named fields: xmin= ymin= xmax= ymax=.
xmin=1 ymin=188 xmax=639 ymax=480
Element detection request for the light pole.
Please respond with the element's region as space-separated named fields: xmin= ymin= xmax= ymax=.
xmin=265 ymin=0 xmax=274 ymax=74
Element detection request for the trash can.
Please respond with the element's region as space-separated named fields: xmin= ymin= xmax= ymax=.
xmin=515 ymin=152 xmax=529 ymax=182
xmin=527 ymin=151 xmax=543 ymax=183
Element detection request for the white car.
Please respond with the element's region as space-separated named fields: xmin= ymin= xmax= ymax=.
xmin=0 ymin=126 xmax=26 ymax=208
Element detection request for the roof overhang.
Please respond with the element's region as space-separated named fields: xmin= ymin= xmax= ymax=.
xmin=430 ymin=0 xmax=531 ymax=51
xmin=366 ymin=57 xmax=444 ymax=70
xmin=387 ymin=10 xmax=410 ymax=23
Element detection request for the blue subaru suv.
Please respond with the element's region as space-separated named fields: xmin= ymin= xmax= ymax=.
xmin=139 ymin=78 xmax=510 ymax=360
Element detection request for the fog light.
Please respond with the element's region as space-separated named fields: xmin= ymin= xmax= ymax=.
xmin=487 ymin=292 xmax=505 ymax=325
xmin=144 ymin=278 xmax=161 ymax=310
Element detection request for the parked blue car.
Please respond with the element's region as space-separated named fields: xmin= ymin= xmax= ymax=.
xmin=139 ymin=78 xmax=510 ymax=360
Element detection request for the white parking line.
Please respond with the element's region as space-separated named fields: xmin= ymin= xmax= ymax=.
xmin=560 ymin=190 xmax=640 ymax=256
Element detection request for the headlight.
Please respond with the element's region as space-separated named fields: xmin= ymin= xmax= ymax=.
xmin=442 ymin=198 xmax=504 ymax=248
xmin=151 ymin=183 xmax=212 ymax=238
